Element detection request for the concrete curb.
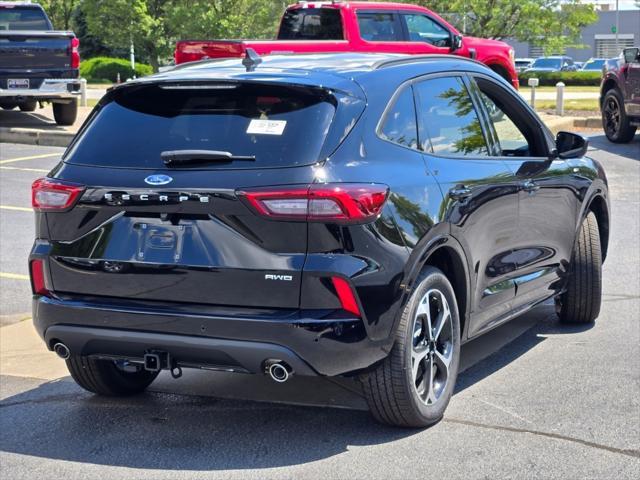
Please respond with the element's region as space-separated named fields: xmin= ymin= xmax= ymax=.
xmin=0 ymin=127 xmax=75 ymax=148
xmin=573 ymin=117 xmax=602 ymax=129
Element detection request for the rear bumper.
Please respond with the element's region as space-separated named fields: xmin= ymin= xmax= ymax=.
xmin=33 ymin=295 xmax=390 ymax=376
xmin=0 ymin=78 xmax=81 ymax=99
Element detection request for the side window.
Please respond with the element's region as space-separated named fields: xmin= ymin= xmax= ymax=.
xmin=356 ymin=12 xmax=402 ymax=42
xmin=379 ymin=87 xmax=418 ymax=150
xmin=414 ymin=76 xmax=489 ymax=157
xmin=402 ymin=14 xmax=451 ymax=47
xmin=473 ymin=77 xmax=543 ymax=157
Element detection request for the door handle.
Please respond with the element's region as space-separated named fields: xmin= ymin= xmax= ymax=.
xmin=521 ymin=180 xmax=540 ymax=193
xmin=449 ymin=185 xmax=472 ymax=201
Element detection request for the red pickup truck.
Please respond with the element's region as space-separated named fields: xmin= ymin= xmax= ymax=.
xmin=175 ymin=1 xmax=518 ymax=89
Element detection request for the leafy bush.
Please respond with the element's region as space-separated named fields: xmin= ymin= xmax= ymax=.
xmin=518 ymin=71 xmax=601 ymax=87
xmin=80 ymin=57 xmax=153 ymax=82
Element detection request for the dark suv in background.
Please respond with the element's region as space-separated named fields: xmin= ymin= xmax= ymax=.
xmin=0 ymin=1 xmax=80 ymax=125
xmin=601 ymin=47 xmax=640 ymax=143
xmin=30 ymin=53 xmax=609 ymax=427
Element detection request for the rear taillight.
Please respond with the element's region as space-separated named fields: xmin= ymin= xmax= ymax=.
xmin=30 ymin=259 xmax=49 ymax=296
xmin=238 ymin=183 xmax=389 ymax=224
xmin=70 ymin=37 xmax=80 ymax=69
xmin=332 ymin=276 xmax=361 ymax=317
xmin=32 ymin=178 xmax=85 ymax=211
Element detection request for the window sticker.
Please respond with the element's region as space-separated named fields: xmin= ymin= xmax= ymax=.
xmin=247 ymin=119 xmax=287 ymax=135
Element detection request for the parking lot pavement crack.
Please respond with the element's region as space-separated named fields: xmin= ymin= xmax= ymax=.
xmin=444 ymin=417 xmax=640 ymax=459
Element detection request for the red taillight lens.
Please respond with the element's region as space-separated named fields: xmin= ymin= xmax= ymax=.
xmin=332 ymin=276 xmax=361 ymax=317
xmin=70 ymin=37 xmax=80 ymax=69
xmin=238 ymin=183 xmax=389 ymax=223
xmin=32 ymin=178 xmax=85 ymax=211
xmin=30 ymin=259 xmax=49 ymax=296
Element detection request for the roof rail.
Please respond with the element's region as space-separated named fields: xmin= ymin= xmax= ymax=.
xmin=373 ymin=54 xmax=485 ymax=70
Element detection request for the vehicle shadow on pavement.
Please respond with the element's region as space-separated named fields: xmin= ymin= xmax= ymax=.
xmin=0 ymin=110 xmax=67 ymax=130
xmin=587 ymin=134 xmax=640 ymax=162
xmin=0 ymin=304 xmax=593 ymax=470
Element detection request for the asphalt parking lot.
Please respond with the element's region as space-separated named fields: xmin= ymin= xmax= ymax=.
xmin=0 ymin=137 xmax=639 ymax=479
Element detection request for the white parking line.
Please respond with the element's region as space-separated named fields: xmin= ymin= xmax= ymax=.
xmin=0 ymin=205 xmax=32 ymax=212
xmin=0 ymin=272 xmax=29 ymax=280
xmin=0 ymin=166 xmax=50 ymax=173
xmin=0 ymin=153 xmax=60 ymax=165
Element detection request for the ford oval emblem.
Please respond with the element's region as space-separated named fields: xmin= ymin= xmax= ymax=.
xmin=144 ymin=174 xmax=173 ymax=186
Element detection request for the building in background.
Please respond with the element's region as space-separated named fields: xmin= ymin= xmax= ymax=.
xmin=509 ymin=5 xmax=640 ymax=61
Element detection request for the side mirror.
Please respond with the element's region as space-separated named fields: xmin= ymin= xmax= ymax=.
xmin=450 ymin=34 xmax=463 ymax=51
xmin=623 ymin=47 xmax=640 ymax=64
xmin=555 ymin=131 xmax=588 ymax=159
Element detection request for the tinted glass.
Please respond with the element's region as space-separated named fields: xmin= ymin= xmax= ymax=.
xmin=278 ymin=8 xmax=343 ymax=40
xmin=403 ymin=14 xmax=450 ymax=47
xmin=581 ymin=59 xmax=605 ymax=70
xmin=414 ymin=77 xmax=488 ymax=156
xmin=530 ymin=58 xmax=562 ymax=69
xmin=380 ymin=87 xmax=418 ymax=150
xmin=477 ymin=90 xmax=530 ymax=156
xmin=357 ymin=12 xmax=401 ymax=41
xmin=65 ymin=83 xmax=340 ymax=170
xmin=0 ymin=6 xmax=50 ymax=30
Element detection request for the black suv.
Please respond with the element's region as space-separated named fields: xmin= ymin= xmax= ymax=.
xmin=601 ymin=47 xmax=640 ymax=143
xmin=30 ymin=53 xmax=609 ymax=427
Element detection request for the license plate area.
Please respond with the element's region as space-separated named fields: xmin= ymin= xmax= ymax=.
xmin=135 ymin=223 xmax=188 ymax=263
xmin=8 ymin=79 xmax=29 ymax=89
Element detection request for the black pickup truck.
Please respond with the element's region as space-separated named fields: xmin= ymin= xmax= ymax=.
xmin=600 ymin=47 xmax=640 ymax=143
xmin=0 ymin=1 xmax=80 ymax=125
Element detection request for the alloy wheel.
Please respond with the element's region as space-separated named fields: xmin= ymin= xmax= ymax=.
xmin=411 ymin=288 xmax=454 ymax=405
xmin=603 ymin=96 xmax=621 ymax=137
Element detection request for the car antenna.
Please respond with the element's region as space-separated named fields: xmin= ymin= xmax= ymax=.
xmin=242 ymin=48 xmax=262 ymax=72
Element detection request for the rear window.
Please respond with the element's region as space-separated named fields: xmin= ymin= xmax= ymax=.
xmin=278 ymin=8 xmax=343 ymax=40
xmin=65 ymin=82 xmax=360 ymax=170
xmin=0 ymin=6 xmax=50 ymax=30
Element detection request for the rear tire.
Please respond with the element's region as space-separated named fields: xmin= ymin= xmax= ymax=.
xmin=602 ymin=89 xmax=636 ymax=143
xmin=52 ymin=100 xmax=78 ymax=126
xmin=361 ymin=267 xmax=461 ymax=427
xmin=558 ymin=212 xmax=602 ymax=324
xmin=19 ymin=101 xmax=37 ymax=112
xmin=66 ymin=355 xmax=158 ymax=396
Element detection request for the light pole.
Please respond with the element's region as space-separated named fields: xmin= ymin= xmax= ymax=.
xmin=615 ymin=0 xmax=619 ymax=55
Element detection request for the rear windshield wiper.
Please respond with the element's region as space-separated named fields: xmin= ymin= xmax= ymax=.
xmin=161 ymin=150 xmax=255 ymax=166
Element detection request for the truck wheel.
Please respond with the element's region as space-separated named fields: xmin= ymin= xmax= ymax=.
xmin=361 ymin=267 xmax=461 ymax=427
xmin=19 ymin=101 xmax=37 ymax=112
xmin=52 ymin=100 xmax=78 ymax=126
xmin=558 ymin=212 xmax=602 ymax=324
xmin=66 ymin=355 xmax=159 ymax=396
xmin=602 ymin=89 xmax=636 ymax=143
xmin=0 ymin=102 xmax=17 ymax=110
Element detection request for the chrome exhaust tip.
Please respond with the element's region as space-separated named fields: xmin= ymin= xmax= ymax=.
xmin=53 ymin=342 xmax=70 ymax=360
xmin=268 ymin=362 xmax=291 ymax=383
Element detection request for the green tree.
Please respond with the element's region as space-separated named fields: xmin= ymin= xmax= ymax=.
xmin=406 ymin=0 xmax=598 ymax=55
xmin=38 ymin=0 xmax=80 ymax=30
xmin=81 ymin=0 xmax=284 ymax=72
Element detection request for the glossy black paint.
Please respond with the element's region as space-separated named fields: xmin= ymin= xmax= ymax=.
xmin=31 ymin=53 xmax=610 ymax=377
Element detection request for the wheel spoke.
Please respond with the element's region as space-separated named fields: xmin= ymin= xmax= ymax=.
xmin=434 ymin=347 xmax=451 ymax=381
xmin=433 ymin=296 xmax=451 ymax=342
xmin=411 ymin=346 xmax=429 ymax=380
xmin=426 ymin=357 xmax=437 ymax=404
